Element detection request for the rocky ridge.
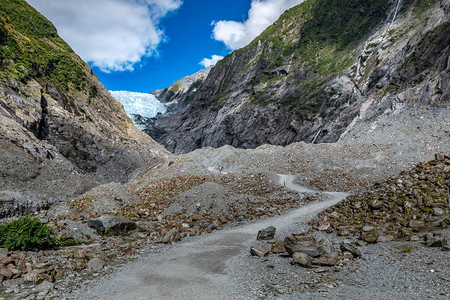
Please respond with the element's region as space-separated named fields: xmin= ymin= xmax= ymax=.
xmin=151 ymin=66 xmax=212 ymax=107
xmin=148 ymin=0 xmax=449 ymax=154
xmin=0 ymin=0 xmax=169 ymax=217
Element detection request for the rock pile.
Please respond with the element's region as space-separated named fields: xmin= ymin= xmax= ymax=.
xmin=0 ymin=235 xmax=148 ymax=299
xmin=310 ymin=154 xmax=450 ymax=243
xmin=0 ymin=172 xmax=319 ymax=298
xmin=250 ymin=227 xmax=362 ymax=270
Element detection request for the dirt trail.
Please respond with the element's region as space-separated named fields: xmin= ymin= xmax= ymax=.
xmin=72 ymin=175 xmax=348 ymax=300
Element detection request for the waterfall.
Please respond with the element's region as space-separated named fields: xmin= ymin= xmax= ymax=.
xmin=391 ymin=0 xmax=403 ymax=24
xmin=312 ymin=129 xmax=322 ymax=144
xmin=356 ymin=56 xmax=362 ymax=77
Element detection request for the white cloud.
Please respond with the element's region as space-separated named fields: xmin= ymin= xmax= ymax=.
xmin=26 ymin=0 xmax=182 ymax=72
xmin=212 ymin=0 xmax=304 ymax=50
xmin=199 ymin=55 xmax=224 ymax=68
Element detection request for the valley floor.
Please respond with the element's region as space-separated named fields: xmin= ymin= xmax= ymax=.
xmin=68 ymin=178 xmax=449 ymax=300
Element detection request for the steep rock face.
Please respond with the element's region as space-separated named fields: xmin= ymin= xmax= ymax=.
xmin=150 ymin=0 xmax=449 ymax=154
xmin=0 ymin=0 xmax=169 ymax=217
xmin=152 ymin=66 xmax=212 ymax=108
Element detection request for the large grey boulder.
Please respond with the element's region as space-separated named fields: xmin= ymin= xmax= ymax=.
xmin=87 ymin=215 xmax=137 ymax=236
xmin=60 ymin=220 xmax=101 ymax=241
xmin=257 ymin=226 xmax=276 ymax=241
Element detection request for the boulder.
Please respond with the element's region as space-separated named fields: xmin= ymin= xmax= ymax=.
xmin=86 ymin=219 xmax=106 ymax=234
xmin=432 ymin=208 xmax=444 ymax=216
xmin=250 ymin=242 xmax=270 ymax=258
xmin=0 ymin=257 xmax=14 ymax=265
xmin=35 ymin=281 xmax=54 ymax=294
xmin=423 ymin=235 xmax=443 ymax=248
xmin=257 ymin=226 xmax=276 ymax=241
xmin=88 ymin=215 xmax=137 ymax=236
xmin=320 ymin=239 xmax=335 ymax=255
xmin=162 ymin=229 xmax=181 ymax=244
xmin=361 ymin=229 xmax=379 ymax=243
xmin=284 ymin=235 xmax=314 ymax=245
xmin=340 ymin=243 xmax=361 ymax=258
xmin=442 ymin=238 xmax=450 ymax=251
xmin=312 ymin=256 xmax=340 ymax=267
xmin=61 ymin=220 xmax=101 ymax=241
xmin=87 ymin=258 xmax=105 ymax=270
xmin=377 ymin=235 xmax=395 ymax=243
xmin=292 ymin=252 xmax=312 ymax=268
xmin=2 ymin=278 xmax=24 ymax=288
xmin=0 ymin=268 xmax=13 ymax=279
xmin=284 ymin=242 xmax=325 ymax=258
xmin=271 ymin=241 xmax=287 ymax=254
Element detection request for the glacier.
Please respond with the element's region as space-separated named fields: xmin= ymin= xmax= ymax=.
xmin=110 ymin=90 xmax=167 ymax=129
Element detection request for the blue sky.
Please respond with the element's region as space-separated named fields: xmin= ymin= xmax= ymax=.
xmin=97 ymin=0 xmax=252 ymax=92
xmin=27 ymin=0 xmax=304 ymax=93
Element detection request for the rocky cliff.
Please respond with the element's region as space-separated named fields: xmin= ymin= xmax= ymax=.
xmin=0 ymin=0 xmax=169 ymax=217
xmin=149 ymin=0 xmax=449 ymax=154
xmin=152 ymin=66 xmax=212 ymax=108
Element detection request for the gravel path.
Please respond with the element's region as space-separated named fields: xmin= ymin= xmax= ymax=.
xmin=70 ymin=176 xmax=346 ymax=300
xmin=69 ymin=174 xmax=449 ymax=300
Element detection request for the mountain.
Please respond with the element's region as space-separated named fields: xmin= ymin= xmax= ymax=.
xmin=0 ymin=0 xmax=169 ymax=217
xmin=152 ymin=66 xmax=213 ymax=107
xmin=148 ymin=0 xmax=449 ymax=154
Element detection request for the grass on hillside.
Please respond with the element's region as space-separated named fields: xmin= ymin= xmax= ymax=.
xmin=0 ymin=0 xmax=86 ymax=89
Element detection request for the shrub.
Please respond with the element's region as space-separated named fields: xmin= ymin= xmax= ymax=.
xmin=0 ymin=215 xmax=57 ymax=251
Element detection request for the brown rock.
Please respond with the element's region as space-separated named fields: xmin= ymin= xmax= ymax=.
xmin=292 ymin=252 xmax=312 ymax=268
xmin=284 ymin=242 xmax=325 ymax=257
xmin=250 ymin=242 xmax=270 ymax=258
xmin=0 ymin=268 xmax=13 ymax=279
xmin=318 ymin=222 xmax=331 ymax=231
xmin=377 ymin=235 xmax=395 ymax=243
xmin=312 ymin=256 xmax=340 ymax=266
xmin=0 ymin=257 xmax=14 ymax=265
xmin=271 ymin=241 xmax=286 ymax=254
xmin=284 ymin=235 xmax=316 ymax=250
xmin=163 ymin=229 xmax=181 ymax=244
xmin=361 ymin=229 xmax=379 ymax=243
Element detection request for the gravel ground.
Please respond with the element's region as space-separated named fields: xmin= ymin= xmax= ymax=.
xmin=226 ymin=226 xmax=450 ymax=300
xmin=68 ymin=175 xmax=449 ymax=300
xmin=68 ymin=177 xmax=346 ymax=300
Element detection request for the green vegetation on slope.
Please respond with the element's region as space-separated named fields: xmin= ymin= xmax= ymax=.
xmin=0 ymin=0 xmax=86 ymax=89
xmin=0 ymin=215 xmax=78 ymax=251
xmin=213 ymin=0 xmax=390 ymax=114
xmin=0 ymin=215 xmax=57 ymax=251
